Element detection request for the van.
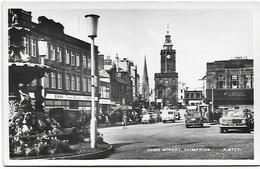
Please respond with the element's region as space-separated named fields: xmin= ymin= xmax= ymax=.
xmin=161 ymin=109 xmax=176 ymax=123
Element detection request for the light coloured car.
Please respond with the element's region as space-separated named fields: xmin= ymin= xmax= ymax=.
xmin=142 ymin=114 xmax=153 ymax=124
xmin=161 ymin=109 xmax=176 ymax=123
xmin=219 ymin=109 xmax=253 ymax=133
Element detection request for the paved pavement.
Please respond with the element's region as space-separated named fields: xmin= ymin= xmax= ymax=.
xmin=99 ymin=119 xmax=254 ymax=159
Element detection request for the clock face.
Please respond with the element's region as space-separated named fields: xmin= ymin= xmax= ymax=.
xmin=166 ymin=55 xmax=171 ymax=59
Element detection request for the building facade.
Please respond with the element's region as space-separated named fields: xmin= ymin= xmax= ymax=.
xmin=154 ymin=29 xmax=178 ymax=108
xmin=206 ymin=58 xmax=254 ymax=111
xmin=9 ymin=9 xmax=96 ymax=113
xmin=184 ymin=90 xmax=203 ymax=106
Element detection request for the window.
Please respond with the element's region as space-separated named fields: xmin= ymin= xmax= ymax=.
xmin=196 ymin=93 xmax=200 ymax=99
xmin=51 ymin=72 xmax=56 ymax=88
xmin=164 ymin=80 xmax=169 ymax=85
xmin=87 ymin=55 xmax=91 ymax=68
xmin=31 ymin=79 xmax=37 ymax=86
xmin=65 ymin=49 xmax=70 ymax=64
xmin=217 ymin=76 xmax=226 ymax=88
xmin=71 ymin=51 xmax=76 ymax=66
xmin=231 ymin=75 xmax=238 ymax=89
xmin=190 ymin=93 xmax=194 ymax=99
xmin=244 ymin=74 xmax=253 ymax=88
xmin=185 ymin=93 xmax=189 ymax=98
xmin=24 ymin=37 xmax=29 ymax=54
xmin=181 ymin=96 xmax=183 ymax=99
xmin=30 ymin=39 xmax=37 ymax=57
xmin=50 ymin=45 xmax=55 ymax=60
xmin=82 ymin=53 xmax=87 ymax=68
xmin=57 ymin=46 xmax=62 ymax=62
xmin=71 ymin=75 xmax=75 ymax=90
xmin=87 ymin=77 xmax=91 ymax=92
xmin=44 ymin=73 xmax=49 ymax=88
xmin=57 ymin=73 xmax=62 ymax=89
xmin=76 ymin=76 xmax=80 ymax=91
xmin=181 ymin=89 xmax=183 ymax=93
xmin=76 ymin=53 xmax=80 ymax=66
xmin=66 ymin=74 xmax=70 ymax=90
xmin=82 ymin=77 xmax=87 ymax=91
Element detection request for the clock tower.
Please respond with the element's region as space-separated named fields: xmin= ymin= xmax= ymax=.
xmin=154 ymin=28 xmax=178 ymax=108
xmin=161 ymin=29 xmax=176 ymax=73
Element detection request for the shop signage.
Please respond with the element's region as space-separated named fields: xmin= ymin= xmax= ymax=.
xmin=156 ymin=99 xmax=162 ymax=103
xmin=99 ymin=99 xmax=111 ymax=104
xmin=45 ymin=93 xmax=94 ymax=101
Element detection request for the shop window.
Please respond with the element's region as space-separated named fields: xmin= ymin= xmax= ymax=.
xmin=231 ymin=75 xmax=238 ymax=89
xmin=217 ymin=76 xmax=226 ymax=88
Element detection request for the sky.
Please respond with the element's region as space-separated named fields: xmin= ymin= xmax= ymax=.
xmin=25 ymin=3 xmax=253 ymax=89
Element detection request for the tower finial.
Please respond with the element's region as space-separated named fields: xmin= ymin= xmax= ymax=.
xmin=167 ymin=24 xmax=170 ymax=34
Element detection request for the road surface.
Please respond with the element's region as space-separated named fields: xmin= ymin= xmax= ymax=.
xmin=99 ymin=120 xmax=254 ymax=159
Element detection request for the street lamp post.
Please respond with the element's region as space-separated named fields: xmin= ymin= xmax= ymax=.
xmin=85 ymin=14 xmax=100 ymax=149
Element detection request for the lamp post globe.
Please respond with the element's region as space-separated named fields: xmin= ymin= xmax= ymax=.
xmin=85 ymin=14 xmax=100 ymax=38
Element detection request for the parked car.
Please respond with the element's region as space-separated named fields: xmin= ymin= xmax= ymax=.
xmin=149 ymin=112 xmax=161 ymax=122
xmin=142 ymin=114 xmax=154 ymax=124
xmin=219 ymin=109 xmax=253 ymax=133
xmin=161 ymin=109 xmax=176 ymax=123
xmin=185 ymin=110 xmax=204 ymax=128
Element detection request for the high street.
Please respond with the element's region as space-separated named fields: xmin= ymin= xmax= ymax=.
xmin=100 ymin=120 xmax=254 ymax=159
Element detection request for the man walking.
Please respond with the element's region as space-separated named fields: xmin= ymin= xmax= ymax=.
xmin=122 ymin=113 xmax=128 ymax=129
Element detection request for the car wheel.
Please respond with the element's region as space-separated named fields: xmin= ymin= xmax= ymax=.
xmin=163 ymin=120 xmax=166 ymax=123
xmin=201 ymin=123 xmax=204 ymax=128
xmin=186 ymin=125 xmax=189 ymax=128
xmin=220 ymin=127 xmax=225 ymax=133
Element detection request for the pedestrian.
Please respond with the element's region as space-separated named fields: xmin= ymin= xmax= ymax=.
xmin=122 ymin=113 xmax=128 ymax=129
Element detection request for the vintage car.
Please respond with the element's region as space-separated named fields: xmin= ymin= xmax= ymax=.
xmin=161 ymin=109 xmax=176 ymax=123
xmin=219 ymin=109 xmax=253 ymax=133
xmin=185 ymin=110 xmax=204 ymax=128
xmin=142 ymin=114 xmax=154 ymax=124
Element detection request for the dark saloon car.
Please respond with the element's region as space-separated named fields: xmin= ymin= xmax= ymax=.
xmin=219 ymin=109 xmax=253 ymax=133
xmin=185 ymin=110 xmax=204 ymax=128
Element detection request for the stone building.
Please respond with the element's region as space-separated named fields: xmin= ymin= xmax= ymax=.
xmin=9 ymin=9 xmax=97 ymax=113
xmin=184 ymin=90 xmax=203 ymax=106
xmin=206 ymin=58 xmax=254 ymax=111
xmin=154 ymin=29 xmax=178 ymax=108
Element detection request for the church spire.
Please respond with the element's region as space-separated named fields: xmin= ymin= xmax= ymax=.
xmin=142 ymin=55 xmax=150 ymax=100
xmin=163 ymin=25 xmax=173 ymax=50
